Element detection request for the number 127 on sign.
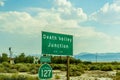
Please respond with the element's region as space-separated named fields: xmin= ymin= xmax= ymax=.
xmin=41 ymin=69 xmax=52 ymax=78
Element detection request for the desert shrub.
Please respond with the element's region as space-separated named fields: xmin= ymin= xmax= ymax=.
xmin=14 ymin=63 xmax=40 ymax=73
xmin=15 ymin=64 xmax=28 ymax=72
xmin=111 ymin=61 xmax=119 ymax=65
xmin=15 ymin=63 xmax=29 ymax=72
xmin=29 ymin=64 xmax=36 ymax=70
xmin=70 ymin=71 xmax=82 ymax=76
xmin=17 ymin=75 xmax=27 ymax=80
xmin=14 ymin=63 xmax=23 ymax=70
xmin=25 ymin=63 xmax=31 ymax=67
xmin=18 ymin=65 xmax=29 ymax=72
xmin=70 ymin=65 xmax=84 ymax=72
xmin=70 ymin=65 xmax=84 ymax=76
xmin=7 ymin=69 xmax=18 ymax=73
xmin=0 ymin=64 xmax=4 ymax=67
xmin=83 ymin=61 xmax=92 ymax=65
xmin=0 ymin=74 xmax=11 ymax=80
xmin=35 ymin=64 xmax=40 ymax=68
xmin=101 ymin=65 xmax=113 ymax=71
xmin=29 ymin=64 xmax=40 ymax=73
xmin=29 ymin=69 xmax=37 ymax=74
xmin=114 ymin=77 xmax=120 ymax=80
xmin=55 ymin=74 xmax=61 ymax=79
xmin=0 ymin=74 xmax=38 ymax=80
xmin=90 ymin=65 xmax=100 ymax=70
xmin=1 ymin=62 xmax=18 ymax=73
xmin=116 ymin=72 xmax=120 ymax=76
xmin=4 ymin=68 xmax=17 ymax=73
xmin=60 ymin=67 xmax=66 ymax=71
xmin=70 ymin=65 xmax=78 ymax=71
xmin=77 ymin=63 xmax=89 ymax=70
xmin=59 ymin=64 xmax=66 ymax=71
xmin=9 ymin=64 xmax=17 ymax=69
xmin=0 ymin=67 xmax=6 ymax=73
xmin=114 ymin=72 xmax=120 ymax=80
xmin=11 ymin=74 xmax=19 ymax=80
xmin=51 ymin=64 xmax=60 ymax=70
xmin=26 ymin=76 xmax=38 ymax=80
xmin=114 ymin=65 xmax=120 ymax=70
xmin=2 ymin=62 xmax=10 ymax=67
xmin=51 ymin=64 xmax=66 ymax=71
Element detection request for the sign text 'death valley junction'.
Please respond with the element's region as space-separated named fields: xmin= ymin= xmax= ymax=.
xmin=42 ymin=31 xmax=73 ymax=56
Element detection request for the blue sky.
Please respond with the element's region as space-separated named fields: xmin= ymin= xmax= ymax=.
xmin=0 ymin=0 xmax=120 ymax=56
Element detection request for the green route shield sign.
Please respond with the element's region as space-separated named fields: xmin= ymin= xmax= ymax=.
xmin=42 ymin=31 xmax=73 ymax=55
xmin=40 ymin=56 xmax=51 ymax=63
xmin=38 ymin=64 xmax=52 ymax=79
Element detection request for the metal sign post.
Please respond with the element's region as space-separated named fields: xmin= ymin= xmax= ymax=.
xmin=67 ymin=56 xmax=70 ymax=80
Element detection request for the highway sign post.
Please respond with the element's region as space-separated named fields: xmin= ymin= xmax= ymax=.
xmin=41 ymin=31 xmax=73 ymax=80
xmin=38 ymin=64 xmax=52 ymax=79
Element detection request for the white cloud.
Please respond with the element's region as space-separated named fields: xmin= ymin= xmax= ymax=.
xmin=54 ymin=0 xmax=72 ymax=8
xmin=90 ymin=1 xmax=120 ymax=24
xmin=53 ymin=0 xmax=87 ymax=22
xmin=0 ymin=11 xmax=41 ymax=34
xmin=0 ymin=11 xmax=102 ymax=52
xmin=1 ymin=0 xmax=120 ymax=54
xmin=0 ymin=1 xmax=4 ymax=6
xmin=74 ymin=29 xmax=120 ymax=53
xmin=0 ymin=10 xmax=79 ymax=35
xmin=0 ymin=10 xmax=120 ymax=54
xmin=113 ymin=0 xmax=120 ymax=4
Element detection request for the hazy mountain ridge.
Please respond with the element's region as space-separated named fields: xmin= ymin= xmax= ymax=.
xmin=74 ymin=52 xmax=120 ymax=62
xmin=7 ymin=52 xmax=120 ymax=62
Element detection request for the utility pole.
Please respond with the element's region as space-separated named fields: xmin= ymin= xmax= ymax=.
xmin=67 ymin=56 xmax=70 ymax=80
xmin=96 ymin=53 xmax=97 ymax=63
xmin=9 ymin=47 xmax=12 ymax=58
xmin=9 ymin=47 xmax=14 ymax=64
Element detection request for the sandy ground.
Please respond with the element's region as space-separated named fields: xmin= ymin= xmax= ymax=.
xmin=52 ymin=70 xmax=116 ymax=80
xmin=0 ymin=70 xmax=117 ymax=80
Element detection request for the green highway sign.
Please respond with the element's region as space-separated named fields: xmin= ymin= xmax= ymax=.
xmin=38 ymin=64 xmax=52 ymax=79
xmin=40 ymin=56 xmax=51 ymax=63
xmin=42 ymin=31 xmax=73 ymax=55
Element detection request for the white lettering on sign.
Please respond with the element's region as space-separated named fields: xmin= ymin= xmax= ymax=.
xmin=43 ymin=34 xmax=72 ymax=43
xmin=41 ymin=70 xmax=51 ymax=78
xmin=43 ymin=34 xmax=57 ymax=40
xmin=48 ymin=43 xmax=69 ymax=48
xmin=58 ymin=37 xmax=72 ymax=42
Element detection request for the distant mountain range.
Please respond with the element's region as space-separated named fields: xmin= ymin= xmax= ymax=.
xmin=74 ymin=52 xmax=120 ymax=62
xmin=10 ymin=52 xmax=120 ymax=62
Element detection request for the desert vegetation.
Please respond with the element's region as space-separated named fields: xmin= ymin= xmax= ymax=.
xmin=0 ymin=53 xmax=120 ymax=80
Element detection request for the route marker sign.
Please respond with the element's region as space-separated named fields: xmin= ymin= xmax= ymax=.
xmin=42 ymin=31 xmax=73 ymax=55
xmin=38 ymin=64 xmax=52 ymax=79
xmin=40 ymin=56 xmax=51 ymax=63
